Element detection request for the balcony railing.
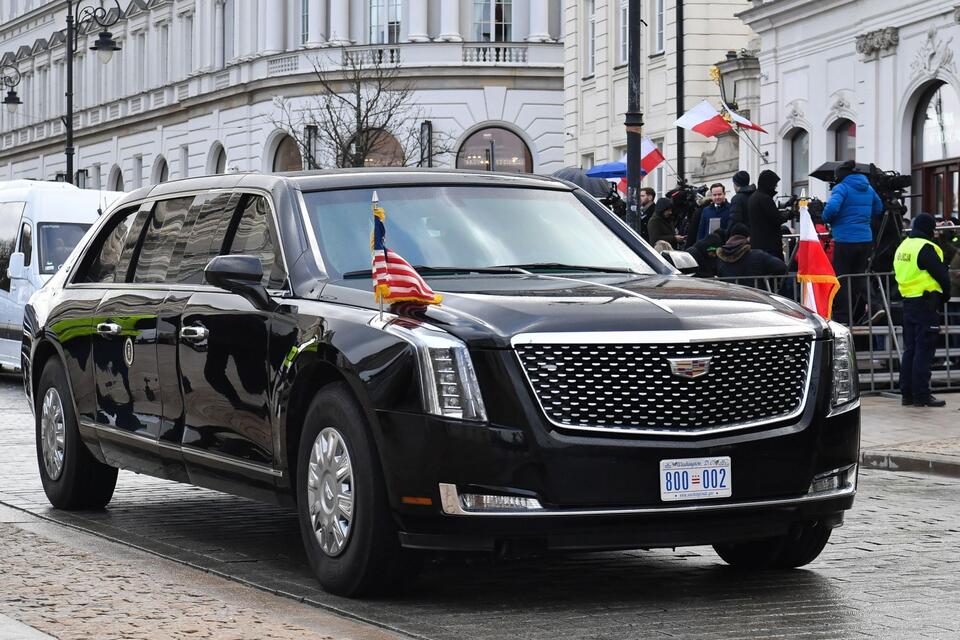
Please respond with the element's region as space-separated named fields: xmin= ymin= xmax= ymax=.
xmin=462 ymin=44 xmax=528 ymax=64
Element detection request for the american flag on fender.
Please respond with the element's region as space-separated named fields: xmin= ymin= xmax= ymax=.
xmin=371 ymin=192 xmax=442 ymax=305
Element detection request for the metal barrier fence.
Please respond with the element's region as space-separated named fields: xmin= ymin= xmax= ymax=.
xmin=714 ymin=270 xmax=960 ymax=394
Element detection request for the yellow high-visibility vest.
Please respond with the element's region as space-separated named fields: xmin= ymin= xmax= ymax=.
xmin=893 ymin=237 xmax=944 ymax=298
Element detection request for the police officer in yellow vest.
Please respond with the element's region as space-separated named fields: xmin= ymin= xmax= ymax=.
xmin=894 ymin=213 xmax=952 ymax=407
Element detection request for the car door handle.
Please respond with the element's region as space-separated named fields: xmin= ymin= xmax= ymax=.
xmin=96 ymin=322 xmax=122 ymax=336
xmin=180 ymin=325 xmax=208 ymax=341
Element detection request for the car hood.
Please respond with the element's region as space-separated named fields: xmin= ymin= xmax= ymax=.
xmin=320 ymin=274 xmax=823 ymax=348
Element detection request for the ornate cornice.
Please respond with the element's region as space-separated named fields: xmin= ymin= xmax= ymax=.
xmin=855 ymin=27 xmax=899 ymax=60
xmin=911 ymin=26 xmax=956 ymax=80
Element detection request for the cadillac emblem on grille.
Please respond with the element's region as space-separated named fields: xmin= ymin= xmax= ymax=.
xmin=667 ymin=356 xmax=712 ymax=379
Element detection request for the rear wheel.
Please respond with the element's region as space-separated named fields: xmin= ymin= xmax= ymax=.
xmin=295 ymin=383 xmax=420 ymax=597
xmin=713 ymin=521 xmax=832 ymax=569
xmin=36 ymin=359 xmax=118 ymax=510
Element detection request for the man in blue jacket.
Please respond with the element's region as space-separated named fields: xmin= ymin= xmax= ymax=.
xmin=822 ymin=160 xmax=884 ymax=323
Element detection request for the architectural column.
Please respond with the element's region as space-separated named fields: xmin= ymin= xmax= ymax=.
xmin=214 ymin=0 xmax=225 ymax=68
xmin=263 ymin=0 xmax=285 ymax=53
xmin=406 ymin=0 xmax=429 ymax=42
xmin=526 ymin=0 xmax=551 ymax=42
xmin=437 ymin=0 xmax=462 ymax=42
xmin=328 ymin=0 xmax=350 ymax=46
xmin=306 ymin=0 xmax=326 ymax=47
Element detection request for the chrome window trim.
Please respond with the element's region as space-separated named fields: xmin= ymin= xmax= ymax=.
xmin=295 ymin=188 xmax=327 ymax=277
xmin=438 ymin=482 xmax=855 ymax=517
xmin=65 ymin=187 xmax=293 ymax=295
xmin=512 ymin=328 xmax=818 ymax=437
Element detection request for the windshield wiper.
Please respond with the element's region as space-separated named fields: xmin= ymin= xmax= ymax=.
xmin=490 ymin=262 xmax=641 ymax=275
xmin=341 ymin=265 xmax=526 ymax=279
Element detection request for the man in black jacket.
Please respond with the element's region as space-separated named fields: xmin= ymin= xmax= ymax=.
xmin=729 ymin=171 xmax=755 ymax=227
xmin=747 ymin=170 xmax=791 ymax=261
xmin=716 ymin=223 xmax=788 ymax=289
xmin=638 ymin=187 xmax=656 ymax=241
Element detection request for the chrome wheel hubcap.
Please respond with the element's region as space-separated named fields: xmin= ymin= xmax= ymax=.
xmin=307 ymin=427 xmax=354 ymax=557
xmin=40 ymin=388 xmax=66 ymax=481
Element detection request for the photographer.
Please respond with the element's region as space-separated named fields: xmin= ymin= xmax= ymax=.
xmin=822 ymin=160 xmax=884 ymax=324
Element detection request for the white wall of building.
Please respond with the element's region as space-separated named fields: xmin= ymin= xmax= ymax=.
xmin=564 ymin=0 xmax=755 ymax=195
xmin=0 ymin=0 xmax=566 ymax=187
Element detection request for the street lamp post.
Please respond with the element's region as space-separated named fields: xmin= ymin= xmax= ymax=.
xmin=1 ymin=64 xmax=22 ymax=114
xmin=64 ymin=0 xmax=121 ymax=185
xmin=624 ymin=0 xmax=645 ymax=231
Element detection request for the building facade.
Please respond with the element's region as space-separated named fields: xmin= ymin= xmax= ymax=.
xmin=740 ymin=0 xmax=960 ymax=216
xmin=0 ymin=0 xmax=565 ymax=189
xmin=563 ymin=0 xmax=757 ymax=196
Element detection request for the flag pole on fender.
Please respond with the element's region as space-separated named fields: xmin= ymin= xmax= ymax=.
xmin=372 ymin=191 xmax=384 ymax=322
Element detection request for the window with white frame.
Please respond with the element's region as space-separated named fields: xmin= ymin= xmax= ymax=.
xmin=584 ymin=0 xmax=595 ymax=76
xmin=301 ymin=0 xmax=309 ymax=44
xmin=619 ymin=0 xmax=628 ymax=65
xmin=369 ymin=0 xmax=401 ymax=44
xmin=581 ymin=153 xmax=594 ymax=170
xmin=653 ymin=0 xmax=664 ymax=54
xmin=473 ymin=0 xmax=512 ymax=42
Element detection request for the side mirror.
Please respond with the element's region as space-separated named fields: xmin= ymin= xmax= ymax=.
xmin=204 ymin=255 xmax=274 ymax=311
xmin=662 ymin=250 xmax=699 ymax=275
xmin=7 ymin=252 xmax=24 ymax=280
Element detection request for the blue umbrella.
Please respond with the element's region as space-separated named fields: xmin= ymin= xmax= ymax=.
xmin=585 ymin=161 xmax=627 ymax=179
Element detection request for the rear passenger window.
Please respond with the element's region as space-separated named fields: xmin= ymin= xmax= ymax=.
xmin=222 ymin=195 xmax=286 ymax=289
xmin=19 ymin=222 xmax=32 ymax=267
xmin=133 ymin=197 xmax=193 ymax=284
xmin=78 ymin=206 xmax=140 ymax=284
xmin=172 ymin=192 xmax=238 ymax=285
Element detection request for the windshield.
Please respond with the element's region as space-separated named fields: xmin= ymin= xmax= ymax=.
xmin=38 ymin=223 xmax=91 ymax=275
xmin=301 ymin=186 xmax=655 ymax=278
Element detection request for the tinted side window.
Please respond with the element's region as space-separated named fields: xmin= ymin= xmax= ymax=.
xmin=222 ymin=195 xmax=286 ymax=289
xmin=0 ymin=201 xmax=25 ymax=291
xmin=133 ymin=197 xmax=193 ymax=284
xmin=19 ymin=222 xmax=32 ymax=267
xmin=78 ymin=206 xmax=140 ymax=284
xmin=172 ymin=192 xmax=238 ymax=285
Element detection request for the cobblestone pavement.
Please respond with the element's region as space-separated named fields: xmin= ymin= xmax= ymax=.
xmin=3 ymin=375 xmax=960 ymax=639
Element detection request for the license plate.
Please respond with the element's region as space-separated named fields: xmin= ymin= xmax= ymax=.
xmin=659 ymin=457 xmax=732 ymax=502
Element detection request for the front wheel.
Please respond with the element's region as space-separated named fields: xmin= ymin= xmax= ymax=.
xmin=713 ymin=521 xmax=832 ymax=569
xmin=295 ymin=383 xmax=420 ymax=597
xmin=35 ymin=359 xmax=118 ymax=510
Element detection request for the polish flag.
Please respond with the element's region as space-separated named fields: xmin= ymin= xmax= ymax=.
xmin=796 ymin=194 xmax=839 ymax=319
xmin=675 ymin=100 xmax=733 ymax=138
xmin=640 ymin=138 xmax=665 ymax=175
xmin=616 ymin=177 xmax=627 ymax=195
xmin=721 ymin=100 xmax=768 ymax=133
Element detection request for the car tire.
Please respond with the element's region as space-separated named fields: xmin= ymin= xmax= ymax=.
xmin=35 ymin=359 xmax=118 ymax=510
xmin=296 ymin=382 xmax=420 ymax=597
xmin=713 ymin=521 xmax=832 ymax=569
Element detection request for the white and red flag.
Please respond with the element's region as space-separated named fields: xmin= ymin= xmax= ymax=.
xmin=721 ymin=100 xmax=768 ymax=133
xmin=640 ymin=138 xmax=665 ymax=175
xmin=371 ymin=192 xmax=442 ymax=305
xmin=675 ymin=100 xmax=733 ymax=138
xmin=796 ymin=195 xmax=839 ymax=319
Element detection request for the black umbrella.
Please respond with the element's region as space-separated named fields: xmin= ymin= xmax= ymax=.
xmin=552 ymin=167 xmax=615 ymax=198
xmin=809 ymin=161 xmax=873 ymax=183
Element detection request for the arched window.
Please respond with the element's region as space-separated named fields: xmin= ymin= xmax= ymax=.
xmin=456 ymin=126 xmax=532 ymax=173
xmin=912 ymin=82 xmax=960 ymax=219
xmin=109 ymin=166 xmax=124 ymax=192
xmin=833 ymin=119 xmax=856 ymax=162
xmin=790 ymin=129 xmax=809 ymax=196
xmin=152 ymin=157 xmax=169 ymax=184
xmin=272 ymin=134 xmax=303 ymax=172
xmin=209 ymin=143 xmax=227 ymax=174
xmin=357 ymin=130 xmax=405 ymax=167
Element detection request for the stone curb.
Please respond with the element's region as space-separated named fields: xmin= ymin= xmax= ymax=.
xmin=860 ymin=449 xmax=960 ymax=479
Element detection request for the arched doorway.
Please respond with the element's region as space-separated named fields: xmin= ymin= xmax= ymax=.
xmin=912 ymin=82 xmax=960 ymax=219
xmin=272 ymin=134 xmax=303 ymax=172
xmin=152 ymin=156 xmax=169 ymax=184
xmin=109 ymin=165 xmax=124 ymax=192
xmin=456 ymin=126 xmax=533 ymax=173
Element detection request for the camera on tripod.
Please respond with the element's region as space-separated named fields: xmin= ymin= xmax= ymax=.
xmin=667 ymin=179 xmax=708 ymax=236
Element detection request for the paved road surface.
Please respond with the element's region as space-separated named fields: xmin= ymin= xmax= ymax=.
xmin=2 ymin=375 xmax=959 ymax=639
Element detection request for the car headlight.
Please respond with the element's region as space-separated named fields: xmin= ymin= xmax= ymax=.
xmin=828 ymin=320 xmax=859 ymax=411
xmin=385 ymin=321 xmax=488 ymax=422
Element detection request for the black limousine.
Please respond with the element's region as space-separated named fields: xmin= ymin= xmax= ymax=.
xmin=23 ymin=170 xmax=859 ymax=597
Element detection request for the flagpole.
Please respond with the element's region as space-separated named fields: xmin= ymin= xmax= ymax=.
xmin=372 ymin=190 xmax=384 ymax=322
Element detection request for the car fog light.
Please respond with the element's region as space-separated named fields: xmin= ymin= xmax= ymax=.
xmin=808 ymin=464 xmax=856 ymax=494
xmin=460 ymin=493 xmax=544 ymax=512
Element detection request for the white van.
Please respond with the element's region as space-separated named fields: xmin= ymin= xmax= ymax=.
xmin=0 ymin=180 xmax=122 ymax=370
